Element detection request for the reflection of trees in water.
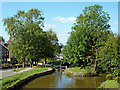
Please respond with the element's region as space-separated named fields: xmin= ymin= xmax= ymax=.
xmin=65 ymin=80 xmax=75 ymax=88
xmin=59 ymin=71 xmax=62 ymax=79
xmin=75 ymin=75 xmax=106 ymax=88
xmin=23 ymin=72 xmax=106 ymax=88
xmin=56 ymin=72 xmax=75 ymax=88
xmin=23 ymin=72 xmax=59 ymax=88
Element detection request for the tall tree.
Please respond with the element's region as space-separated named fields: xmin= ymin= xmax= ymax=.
xmin=62 ymin=4 xmax=111 ymax=67
xmin=3 ymin=9 xmax=44 ymax=67
xmin=43 ymin=29 xmax=59 ymax=64
xmin=98 ymin=33 xmax=120 ymax=74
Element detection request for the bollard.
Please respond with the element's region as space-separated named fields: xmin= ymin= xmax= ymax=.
xmin=65 ymin=66 xmax=67 ymax=69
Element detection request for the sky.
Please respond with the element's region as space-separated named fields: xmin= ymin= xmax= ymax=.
xmin=0 ymin=1 xmax=118 ymax=45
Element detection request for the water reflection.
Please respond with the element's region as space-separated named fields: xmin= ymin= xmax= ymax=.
xmin=23 ymin=72 xmax=106 ymax=88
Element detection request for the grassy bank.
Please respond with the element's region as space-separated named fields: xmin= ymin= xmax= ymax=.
xmin=1 ymin=68 xmax=48 ymax=88
xmin=98 ymin=74 xmax=120 ymax=88
xmin=64 ymin=67 xmax=97 ymax=77
xmin=98 ymin=80 xmax=119 ymax=88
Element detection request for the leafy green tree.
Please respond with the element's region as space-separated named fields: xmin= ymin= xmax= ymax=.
xmin=62 ymin=4 xmax=111 ymax=67
xmin=43 ymin=29 xmax=59 ymax=64
xmin=3 ymin=9 xmax=44 ymax=67
xmin=98 ymin=33 xmax=120 ymax=75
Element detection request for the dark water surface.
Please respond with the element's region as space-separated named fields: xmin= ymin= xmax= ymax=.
xmin=22 ymin=71 xmax=106 ymax=88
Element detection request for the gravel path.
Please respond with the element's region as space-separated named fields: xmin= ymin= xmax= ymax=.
xmin=0 ymin=68 xmax=33 ymax=79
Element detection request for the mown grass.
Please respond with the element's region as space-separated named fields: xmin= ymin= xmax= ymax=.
xmin=65 ymin=67 xmax=97 ymax=76
xmin=11 ymin=68 xmax=26 ymax=72
xmin=69 ymin=67 xmax=87 ymax=73
xmin=1 ymin=68 xmax=48 ymax=89
xmin=98 ymin=80 xmax=119 ymax=88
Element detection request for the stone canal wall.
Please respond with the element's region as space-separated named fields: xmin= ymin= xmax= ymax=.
xmin=8 ymin=68 xmax=55 ymax=89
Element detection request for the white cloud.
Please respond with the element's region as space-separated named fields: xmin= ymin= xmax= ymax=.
xmin=53 ymin=16 xmax=76 ymax=23
xmin=112 ymin=21 xmax=120 ymax=26
xmin=44 ymin=24 xmax=57 ymax=29
xmin=113 ymin=21 xmax=118 ymax=25
xmin=56 ymin=30 xmax=71 ymax=45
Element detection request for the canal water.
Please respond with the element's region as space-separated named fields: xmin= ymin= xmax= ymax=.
xmin=22 ymin=71 xmax=106 ymax=88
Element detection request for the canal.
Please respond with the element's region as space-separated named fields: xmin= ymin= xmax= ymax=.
xmin=22 ymin=71 xmax=106 ymax=88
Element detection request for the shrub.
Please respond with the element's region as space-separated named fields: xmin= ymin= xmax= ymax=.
xmin=5 ymin=63 xmax=10 ymax=67
xmin=72 ymin=63 xmax=78 ymax=67
xmin=84 ymin=66 xmax=91 ymax=75
xmin=64 ymin=69 xmax=72 ymax=76
xmin=106 ymin=73 xmax=115 ymax=80
xmin=115 ymin=76 xmax=120 ymax=83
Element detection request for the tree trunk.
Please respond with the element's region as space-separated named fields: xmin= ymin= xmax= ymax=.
xmin=22 ymin=60 xmax=25 ymax=68
xmin=37 ymin=59 xmax=38 ymax=66
xmin=95 ymin=48 xmax=98 ymax=71
xmin=35 ymin=60 xmax=37 ymax=66
xmin=30 ymin=59 xmax=33 ymax=68
xmin=45 ymin=58 xmax=47 ymax=64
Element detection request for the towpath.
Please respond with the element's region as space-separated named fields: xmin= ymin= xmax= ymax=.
xmin=0 ymin=68 xmax=33 ymax=79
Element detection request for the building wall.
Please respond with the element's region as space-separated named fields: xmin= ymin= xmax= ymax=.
xmin=0 ymin=44 xmax=2 ymax=61
xmin=0 ymin=41 xmax=9 ymax=64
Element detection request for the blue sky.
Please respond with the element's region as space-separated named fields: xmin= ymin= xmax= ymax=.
xmin=0 ymin=2 xmax=118 ymax=45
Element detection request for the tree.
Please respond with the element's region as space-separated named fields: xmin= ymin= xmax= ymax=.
xmin=0 ymin=36 xmax=5 ymax=42
xmin=98 ymin=33 xmax=120 ymax=75
xmin=43 ymin=29 xmax=59 ymax=64
xmin=3 ymin=9 xmax=44 ymax=67
xmin=62 ymin=4 xmax=111 ymax=67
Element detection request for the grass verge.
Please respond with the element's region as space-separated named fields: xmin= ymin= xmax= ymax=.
xmin=98 ymin=80 xmax=119 ymax=88
xmin=64 ymin=67 xmax=97 ymax=77
xmin=69 ymin=67 xmax=87 ymax=73
xmin=1 ymin=68 xmax=48 ymax=89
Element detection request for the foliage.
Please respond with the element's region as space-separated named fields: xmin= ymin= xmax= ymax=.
xmin=0 ymin=36 xmax=5 ymax=42
xmin=53 ymin=60 xmax=61 ymax=65
xmin=5 ymin=63 xmax=10 ymax=67
xmin=65 ymin=67 xmax=97 ymax=76
xmin=62 ymin=4 xmax=119 ymax=77
xmin=106 ymin=73 xmax=115 ymax=80
xmin=3 ymin=9 xmax=59 ymax=66
xmin=1 ymin=68 xmax=48 ymax=88
xmin=62 ymin=4 xmax=111 ymax=68
xmin=115 ymin=76 xmax=120 ymax=87
xmin=97 ymin=34 xmax=120 ymax=75
xmin=98 ymin=80 xmax=119 ymax=88
xmin=84 ymin=66 xmax=97 ymax=76
xmin=43 ymin=29 xmax=59 ymax=59
xmin=3 ymin=9 xmax=44 ymax=65
xmin=72 ymin=63 xmax=79 ymax=67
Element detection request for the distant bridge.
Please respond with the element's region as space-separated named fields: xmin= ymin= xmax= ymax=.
xmin=38 ymin=63 xmax=67 ymax=71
